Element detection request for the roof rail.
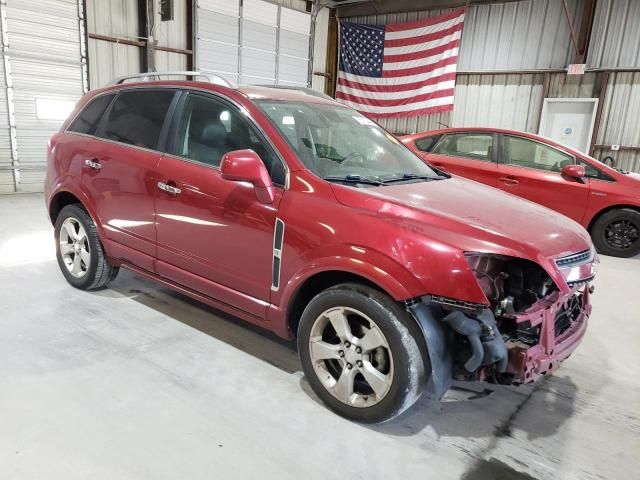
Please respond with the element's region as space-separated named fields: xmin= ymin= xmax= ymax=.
xmin=254 ymin=85 xmax=333 ymax=101
xmin=108 ymin=71 xmax=237 ymax=88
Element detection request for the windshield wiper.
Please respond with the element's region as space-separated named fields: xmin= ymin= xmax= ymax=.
xmin=323 ymin=174 xmax=384 ymax=186
xmin=379 ymin=173 xmax=443 ymax=183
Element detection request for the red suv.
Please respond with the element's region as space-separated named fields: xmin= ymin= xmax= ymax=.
xmin=402 ymin=128 xmax=640 ymax=258
xmin=45 ymin=74 xmax=596 ymax=423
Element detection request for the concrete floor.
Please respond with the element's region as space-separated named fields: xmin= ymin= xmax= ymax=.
xmin=0 ymin=193 xmax=638 ymax=480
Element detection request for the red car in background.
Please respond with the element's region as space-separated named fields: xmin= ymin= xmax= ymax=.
xmin=402 ymin=128 xmax=640 ymax=258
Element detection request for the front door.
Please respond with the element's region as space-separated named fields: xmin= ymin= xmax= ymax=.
xmin=82 ymin=89 xmax=176 ymax=270
xmin=497 ymin=134 xmax=590 ymax=222
xmin=154 ymin=91 xmax=286 ymax=319
xmin=425 ymin=132 xmax=499 ymax=187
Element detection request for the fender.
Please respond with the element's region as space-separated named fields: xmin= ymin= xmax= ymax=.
xmin=267 ymin=244 xmax=427 ymax=338
xmin=48 ymin=179 xmax=111 ymax=257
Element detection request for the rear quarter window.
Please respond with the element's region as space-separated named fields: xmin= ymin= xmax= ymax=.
xmin=67 ymin=94 xmax=115 ymax=135
xmin=414 ymin=135 xmax=439 ymax=152
xmin=99 ymin=90 xmax=175 ymax=150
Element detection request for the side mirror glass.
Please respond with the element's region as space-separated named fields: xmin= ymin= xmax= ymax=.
xmin=561 ymin=164 xmax=586 ymax=180
xmin=220 ymin=149 xmax=275 ymax=204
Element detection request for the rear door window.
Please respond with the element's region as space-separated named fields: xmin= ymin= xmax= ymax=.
xmin=68 ymin=94 xmax=115 ymax=135
xmin=98 ymin=90 xmax=175 ymax=150
xmin=433 ymin=133 xmax=495 ymax=162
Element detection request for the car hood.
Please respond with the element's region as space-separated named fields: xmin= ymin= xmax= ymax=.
xmin=331 ymin=177 xmax=592 ymax=261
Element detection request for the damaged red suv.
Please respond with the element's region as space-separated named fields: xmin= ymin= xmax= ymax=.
xmin=45 ymin=74 xmax=596 ymax=423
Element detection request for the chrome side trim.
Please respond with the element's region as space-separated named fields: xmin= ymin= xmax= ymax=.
xmin=271 ymin=218 xmax=285 ymax=291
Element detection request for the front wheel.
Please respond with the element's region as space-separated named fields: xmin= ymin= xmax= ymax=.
xmin=591 ymin=208 xmax=640 ymax=258
xmin=54 ymin=204 xmax=119 ymax=289
xmin=298 ymin=283 xmax=428 ymax=423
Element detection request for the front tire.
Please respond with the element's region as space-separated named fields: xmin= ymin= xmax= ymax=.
xmin=591 ymin=208 xmax=640 ymax=258
xmin=54 ymin=204 xmax=119 ymax=290
xmin=298 ymin=283 xmax=428 ymax=423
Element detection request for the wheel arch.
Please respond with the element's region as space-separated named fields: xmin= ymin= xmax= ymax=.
xmin=286 ymin=270 xmax=389 ymax=337
xmin=49 ymin=190 xmax=83 ymax=224
xmin=587 ymin=204 xmax=640 ymax=232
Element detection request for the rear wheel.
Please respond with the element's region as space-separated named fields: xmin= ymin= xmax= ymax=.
xmin=298 ymin=283 xmax=427 ymax=423
xmin=54 ymin=204 xmax=119 ymax=289
xmin=592 ymin=208 xmax=640 ymax=258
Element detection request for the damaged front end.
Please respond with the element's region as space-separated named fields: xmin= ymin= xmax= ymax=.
xmin=408 ymin=250 xmax=595 ymax=399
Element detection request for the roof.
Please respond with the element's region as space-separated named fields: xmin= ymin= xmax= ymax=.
xmin=93 ymin=79 xmax=338 ymax=106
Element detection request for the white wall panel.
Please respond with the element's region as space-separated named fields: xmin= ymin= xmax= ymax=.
xmin=277 ymin=55 xmax=307 ymax=85
xmin=242 ymin=0 xmax=278 ymax=26
xmin=280 ymin=7 xmax=310 ymax=35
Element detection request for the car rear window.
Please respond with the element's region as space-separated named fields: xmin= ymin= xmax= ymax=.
xmin=99 ymin=90 xmax=175 ymax=150
xmin=68 ymin=94 xmax=115 ymax=135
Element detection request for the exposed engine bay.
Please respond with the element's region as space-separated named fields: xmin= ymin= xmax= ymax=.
xmin=408 ymin=253 xmax=593 ymax=399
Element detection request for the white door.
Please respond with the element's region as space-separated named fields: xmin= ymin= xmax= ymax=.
xmin=538 ymin=98 xmax=598 ymax=154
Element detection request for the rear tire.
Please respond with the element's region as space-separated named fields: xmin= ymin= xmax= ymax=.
xmin=298 ymin=283 xmax=428 ymax=423
xmin=54 ymin=204 xmax=119 ymax=290
xmin=591 ymin=208 xmax=640 ymax=258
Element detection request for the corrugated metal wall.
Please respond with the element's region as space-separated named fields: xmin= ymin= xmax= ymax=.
xmin=0 ymin=5 xmax=14 ymax=194
xmin=378 ymin=73 xmax=544 ymax=134
xmin=86 ymin=0 xmax=142 ymax=89
xmin=155 ymin=0 xmax=189 ymax=72
xmin=593 ymin=71 xmax=640 ymax=172
xmin=587 ymin=0 xmax=640 ymax=69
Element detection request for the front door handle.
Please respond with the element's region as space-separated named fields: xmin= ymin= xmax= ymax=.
xmin=499 ymin=176 xmax=519 ymax=185
xmin=84 ymin=159 xmax=102 ymax=170
xmin=157 ymin=181 xmax=181 ymax=195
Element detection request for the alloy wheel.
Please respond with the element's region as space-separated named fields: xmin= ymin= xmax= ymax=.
xmin=604 ymin=219 xmax=639 ymax=251
xmin=308 ymin=306 xmax=393 ymax=408
xmin=59 ymin=217 xmax=91 ymax=278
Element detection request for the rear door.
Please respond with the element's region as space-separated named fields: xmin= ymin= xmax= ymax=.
xmin=497 ymin=134 xmax=590 ymax=222
xmin=421 ymin=132 xmax=499 ymax=187
xmin=82 ymin=89 xmax=177 ymax=270
xmin=154 ymin=91 xmax=287 ymax=319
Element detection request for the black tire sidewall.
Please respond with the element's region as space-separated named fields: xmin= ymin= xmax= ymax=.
xmin=592 ymin=209 xmax=640 ymax=258
xmin=298 ymin=284 xmax=427 ymax=424
xmin=54 ymin=204 xmax=102 ymax=289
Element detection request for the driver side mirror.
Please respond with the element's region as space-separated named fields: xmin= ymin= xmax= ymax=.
xmin=561 ymin=164 xmax=586 ymax=182
xmin=220 ymin=149 xmax=275 ymax=204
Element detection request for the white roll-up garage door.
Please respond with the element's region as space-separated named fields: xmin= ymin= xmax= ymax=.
xmin=0 ymin=0 xmax=86 ymax=193
xmin=196 ymin=0 xmax=311 ymax=87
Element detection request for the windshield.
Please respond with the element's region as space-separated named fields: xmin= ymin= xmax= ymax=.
xmin=255 ymin=101 xmax=441 ymax=184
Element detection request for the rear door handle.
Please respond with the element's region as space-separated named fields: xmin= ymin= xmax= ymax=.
xmin=157 ymin=181 xmax=181 ymax=195
xmin=499 ymin=176 xmax=519 ymax=185
xmin=84 ymin=159 xmax=102 ymax=170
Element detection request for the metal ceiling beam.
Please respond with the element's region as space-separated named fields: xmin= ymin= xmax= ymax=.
xmin=336 ymin=0 xmax=523 ymax=17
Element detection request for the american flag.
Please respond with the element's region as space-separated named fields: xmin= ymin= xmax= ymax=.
xmin=335 ymin=9 xmax=464 ymax=118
